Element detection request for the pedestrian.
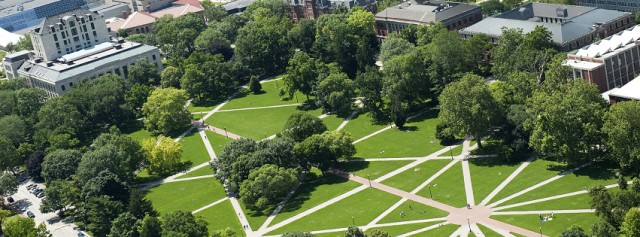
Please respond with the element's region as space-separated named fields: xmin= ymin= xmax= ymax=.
xmin=400 ymin=211 xmax=404 ymax=217
xmin=467 ymin=203 xmax=470 ymax=209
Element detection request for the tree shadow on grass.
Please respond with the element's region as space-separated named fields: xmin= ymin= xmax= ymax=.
xmin=337 ymin=160 xmax=371 ymax=174
xmin=568 ymin=161 xmax=617 ymax=181
xmin=276 ymin=172 xmax=350 ymax=216
xmin=119 ymin=120 xmax=145 ymax=134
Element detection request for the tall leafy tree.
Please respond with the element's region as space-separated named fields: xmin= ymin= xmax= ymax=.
xmin=108 ymin=212 xmax=140 ymax=237
xmin=239 ymin=164 xmax=299 ymax=213
xmin=284 ymin=51 xmax=318 ymax=100
xmin=125 ymin=83 xmax=154 ymax=118
xmin=244 ymin=0 xmax=291 ymax=19
xmin=620 ymin=207 xmax=640 ymax=237
xmin=160 ymin=66 xmax=183 ymax=89
xmin=382 ymin=52 xmax=430 ymax=128
xmin=180 ymin=53 xmax=237 ymax=104
xmin=559 ymin=225 xmax=588 ymax=237
xmin=0 ymin=173 xmax=18 ymax=197
xmin=82 ymin=196 xmax=126 ymax=237
xmin=282 ymin=112 xmax=327 ymax=142
xmin=92 ymin=129 xmax=145 ymax=180
xmin=288 ymin=19 xmax=316 ymax=53
xmin=154 ymin=14 xmax=206 ymax=59
xmin=3 ymin=217 xmax=50 ymax=237
xmin=40 ymin=180 xmax=77 ymax=214
xmin=379 ymin=34 xmax=415 ymax=64
xmin=14 ymin=88 xmax=46 ymax=123
xmin=295 ymin=131 xmax=355 ymax=171
xmin=438 ymin=74 xmax=500 ymax=148
xmin=127 ymin=58 xmax=161 ymax=86
xmin=142 ymin=136 xmax=183 ymax=175
xmin=25 ymin=150 xmax=45 ymax=180
xmin=138 ymin=215 xmax=162 ymax=237
xmin=76 ymin=145 xmax=129 ymax=184
xmin=201 ymin=0 xmax=227 ymax=22
xmin=0 ymin=115 xmax=27 ymax=145
xmin=356 ymin=67 xmax=384 ymax=119
xmin=315 ymin=72 xmax=356 ymax=115
xmin=128 ymin=189 xmax=157 ymax=219
xmin=81 ymin=170 xmax=130 ymax=203
xmin=603 ymin=101 xmax=640 ymax=174
xmin=161 ymin=211 xmax=209 ymax=237
xmin=0 ymin=136 xmax=20 ymax=173
xmin=41 ymin=149 xmax=82 ymax=182
xmin=194 ymin=27 xmax=232 ymax=58
xmin=142 ymin=88 xmax=192 ymax=134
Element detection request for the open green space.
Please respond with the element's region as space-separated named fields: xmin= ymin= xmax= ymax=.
xmin=121 ymin=120 xmax=154 ymax=142
xmin=491 ymin=213 xmax=599 ymax=237
xmin=220 ymin=80 xmax=308 ymax=110
xmin=377 ymin=200 xmax=448 ymax=224
xmin=486 ymin=158 xmax=566 ymax=205
xmin=416 ymin=162 xmax=467 ymax=208
xmin=447 ymin=144 xmax=463 ymax=157
xmin=205 ymin=130 xmax=234 ymax=155
xmin=179 ymin=165 xmax=214 ymax=178
xmin=270 ymin=170 xmax=362 ymax=226
xmin=477 ymin=224 xmax=503 ymax=237
xmin=337 ymin=160 xmax=413 ymax=180
xmin=354 ymin=112 xmax=444 ymax=158
xmin=206 ymin=105 xmax=322 ymax=140
xmin=146 ymin=177 xmax=227 ymax=214
xmin=366 ymin=222 xmax=447 ymax=236
xmin=271 ymin=188 xmax=401 ymax=234
xmin=321 ymin=114 xmax=347 ymax=131
xmin=240 ymin=201 xmax=269 ymax=231
xmin=418 ymin=224 xmax=460 ymax=236
xmin=500 ymin=187 xmax=620 ymax=211
xmin=188 ymin=102 xmax=219 ymax=113
xmin=196 ymin=199 xmax=242 ymax=234
xmin=381 ymin=159 xmax=452 ymax=192
xmin=469 ymin=156 xmax=523 ymax=203
xmin=340 ymin=112 xmax=389 ymax=141
xmin=498 ymin=163 xmax=620 ymax=207
xmin=179 ymin=130 xmax=210 ymax=168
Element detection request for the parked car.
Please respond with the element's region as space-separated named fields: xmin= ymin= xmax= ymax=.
xmin=27 ymin=184 xmax=37 ymax=190
xmin=36 ymin=192 xmax=45 ymax=198
xmin=26 ymin=211 xmax=35 ymax=218
xmin=19 ymin=206 xmax=26 ymax=212
xmin=7 ymin=197 xmax=14 ymax=203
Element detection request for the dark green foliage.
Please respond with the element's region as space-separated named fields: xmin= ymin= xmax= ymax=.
xmin=619 ymin=175 xmax=628 ymax=190
xmin=109 ymin=212 xmax=139 ymax=237
xmin=344 ymin=226 xmax=365 ymax=237
xmin=161 ymin=211 xmax=208 ymax=237
xmin=249 ymin=76 xmax=262 ymax=94
xmin=25 ymin=150 xmax=45 ymax=180
xmin=435 ymin=122 xmax=456 ymax=144
xmin=82 ymin=196 xmax=126 ymax=237
xmin=154 ymin=14 xmax=206 ymax=59
xmin=41 ymin=149 xmax=82 ymax=182
xmin=180 ymin=52 xmax=238 ymax=104
xmin=239 ymin=164 xmax=299 ymax=213
xmin=559 ymin=225 xmax=588 ymax=237
xmin=128 ymin=189 xmax=157 ymax=219
xmin=81 ymin=170 xmax=130 ymax=203
xmin=282 ymin=112 xmax=327 ymax=142
xmin=282 ymin=231 xmax=315 ymax=237
xmin=139 ymin=215 xmax=162 ymax=237
xmin=295 ymin=131 xmax=355 ymax=171
xmin=127 ymin=58 xmax=161 ymax=86
xmin=315 ymin=72 xmax=355 ymax=115
xmin=235 ymin=10 xmax=292 ymax=76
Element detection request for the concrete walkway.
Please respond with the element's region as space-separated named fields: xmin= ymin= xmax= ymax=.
xmin=217 ymin=103 xmax=302 ymax=113
xmin=192 ymin=197 xmax=229 ymax=214
xmin=493 ymin=182 xmax=622 ymax=211
xmin=336 ymin=101 xmax=362 ymax=131
xmin=479 ymin=154 xmax=536 ymax=206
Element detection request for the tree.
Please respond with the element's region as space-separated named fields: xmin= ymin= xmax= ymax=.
xmin=154 ymin=14 xmax=206 ymax=59
xmin=0 ymin=90 xmax=16 ymax=116
xmin=282 ymin=112 xmax=327 ymax=142
xmin=282 ymin=232 xmax=315 ymax=237
xmin=201 ymin=0 xmax=227 ymax=22
xmin=138 ymin=215 xmax=162 ymax=237
xmin=559 ymin=225 xmax=588 ymax=237
xmin=356 ymin=67 xmax=384 ymax=119
xmin=0 ymin=173 xmax=18 ymax=197
xmin=589 ymin=185 xmax=616 ymax=225
xmin=284 ymin=51 xmax=318 ymax=99
xmin=129 ymin=189 xmax=157 ymax=219
xmin=480 ymin=0 xmax=506 ymax=16
xmin=620 ymin=175 xmax=629 ymax=190
xmin=76 ymin=145 xmax=129 ymax=185
xmin=502 ymin=0 xmax=522 ymax=8
xmin=25 ymin=151 xmax=45 ymax=180
xmin=0 ymin=136 xmax=20 ymax=172
xmin=438 ymin=74 xmax=499 ymax=148
xmin=128 ymin=58 xmax=160 ymax=86
xmin=591 ymin=221 xmax=618 ymax=237
xmin=344 ymin=226 xmax=365 ymax=237
xmin=315 ymin=72 xmax=356 ymax=115
xmin=620 ymin=208 xmax=640 ymax=237
xmin=108 ymin=212 xmax=139 ymax=237
xmin=288 ymin=19 xmax=316 ymax=53
xmin=382 ymin=51 xmax=431 ymax=128
xmin=211 ymin=228 xmax=238 ymax=237
xmin=180 ymin=52 xmax=237 ymax=104
xmin=603 ymin=101 xmax=640 ymax=174
xmin=214 ymin=14 xmax=248 ymax=42
xmin=235 ymin=11 xmax=292 ymax=76
xmin=161 ymin=66 xmax=182 ymax=89
xmin=81 ymin=170 xmax=130 ymax=203
xmin=126 ymin=34 xmax=157 ymax=46
xmin=295 ymin=131 xmax=355 ymax=171
xmin=194 ymin=27 xmax=232 ymax=58
xmin=3 ymin=217 xmax=42 ymax=237
xmin=41 ymin=149 xmax=82 ymax=183
xmin=93 ymin=129 xmax=145 ymax=180
xmin=244 ymin=0 xmax=291 ymax=19
xmin=142 ymin=136 xmax=183 ymax=175
xmin=82 ymin=196 xmax=126 ymax=237
xmin=125 ymin=83 xmax=154 ymax=118
xmin=249 ymin=76 xmax=262 ymax=94
xmin=239 ymin=164 xmax=299 ymax=213
xmin=40 ymin=180 xmax=77 ymax=214
xmin=527 ymin=80 xmax=606 ymax=164
xmin=212 ymin=138 xmax=257 ymax=186
xmin=379 ymin=35 xmax=415 ymax=63
xmin=142 ymin=88 xmax=191 ymax=134
xmin=161 ymin=211 xmax=208 ymax=237
xmin=14 ymin=88 xmax=46 ymax=123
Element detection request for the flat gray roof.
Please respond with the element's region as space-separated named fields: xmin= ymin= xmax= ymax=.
xmin=1 ymin=0 xmax=61 ymax=17
xmin=375 ymin=1 xmax=479 ymax=24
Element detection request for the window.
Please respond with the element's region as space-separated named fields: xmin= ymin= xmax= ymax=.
xmin=152 ymin=54 xmax=156 ymax=60
xmin=69 ymin=82 xmax=74 ymax=87
xmin=61 ymin=85 xmax=66 ymax=91
xmin=91 ymin=23 xmax=95 ymax=30
xmin=93 ymin=31 xmax=97 ymax=37
xmin=71 ymin=28 xmax=78 ymax=36
xmin=53 ymin=34 xmax=58 ymax=41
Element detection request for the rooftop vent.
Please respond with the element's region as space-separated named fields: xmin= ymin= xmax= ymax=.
xmin=556 ymin=7 xmax=568 ymax=18
xmin=34 ymin=58 xmax=43 ymax=63
xmin=46 ymin=62 xmax=54 ymax=67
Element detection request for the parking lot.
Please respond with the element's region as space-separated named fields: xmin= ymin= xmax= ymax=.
xmin=10 ymin=178 xmax=89 ymax=237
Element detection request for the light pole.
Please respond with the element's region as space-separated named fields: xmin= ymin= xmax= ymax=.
xmin=539 ymin=227 xmax=542 ymax=237
xmin=224 ymin=127 xmax=228 ymax=138
xmin=352 ymin=216 xmax=355 ymax=226
xmin=428 ymin=184 xmax=433 ymax=199
xmin=450 ymin=146 xmax=454 ymax=160
xmin=367 ymin=174 xmax=371 ymax=187
xmin=467 ymin=217 xmax=470 ymax=229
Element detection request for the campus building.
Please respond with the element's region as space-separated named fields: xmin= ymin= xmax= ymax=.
xmin=106 ymin=0 xmax=203 ymax=35
xmin=460 ymin=3 xmax=634 ymax=51
xmin=602 ymin=76 xmax=640 ymax=104
xmin=0 ymin=0 xmax=87 ymax=32
xmin=375 ymin=0 xmax=481 ymax=39
xmin=566 ymin=25 xmax=640 ymax=93
xmin=290 ymin=0 xmax=375 ymax=22
xmin=2 ymin=8 xmax=162 ymax=97
xmin=577 ymin=0 xmax=639 ymax=13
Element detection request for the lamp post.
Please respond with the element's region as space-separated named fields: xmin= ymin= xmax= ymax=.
xmin=467 ymin=217 xmax=470 ymax=229
xmin=539 ymin=227 xmax=542 ymax=237
xmin=367 ymin=174 xmax=371 ymax=187
xmin=450 ymin=146 xmax=454 ymax=160
xmin=428 ymin=184 xmax=433 ymax=199
xmin=352 ymin=216 xmax=355 ymax=226
xmin=224 ymin=127 xmax=228 ymax=138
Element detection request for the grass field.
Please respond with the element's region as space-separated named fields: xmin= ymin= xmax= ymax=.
xmin=354 ymin=112 xmax=444 ymax=158
xmin=340 ymin=112 xmax=389 ymax=141
xmin=498 ymin=187 xmax=620 ymax=211
xmin=271 ymin=188 xmax=401 ymax=234
xmin=419 ymin=224 xmax=460 ymax=235
xmin=477 ymin=223 xmax=503 ymax=237
xmin=381 ymin=159 xmax=452 ymax=192
xmin=179 ymin=165 xmax=214 ymax=178
xmin=497 ymin=164 xmax=620 ymax=207
xmin=468 ymin=156 xmax=523 ymax=204
xmin=322 ymin=113 xmax=347 ymax=131
xmin=179 ymin=130 xmax=210 ymax=168
xmin=491 ymin=213 xmax=600 ymax=237
xmin=240 ymin=202 xmax=269 ymax=231
xmin=377 ymin=200 xmax=448 ymax=224
xmin=337 ymin=160 xmax=413 ymax=180
xmin=206 ymin=105 xmax=322 ymax=140
xmin=146 ymin=177 xmax=226 ymax=214
xmin=485 ymin=159 xmax=566 ymax=205
xmin=205 ymin=130 xmax=234 ymax=155
xmin=314 ymin=222 xmax=439 ymax=237
xmin=221 ymin=80 xmax=308 ymax=110
xmin=188 ymin=102 xmax=220 ymax=113
xmin=196 ymin=199 xmax=242 ymax=234
xmin=121 ymin=120 xmax=154 ymax=142
xmin=416 ymin=162 xmax=467 ymax=208
xmin=270 ymin=170 xmax=362 ymax=226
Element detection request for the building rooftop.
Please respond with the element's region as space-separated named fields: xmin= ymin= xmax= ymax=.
xmin=572 ymin=25 xmax=640 ymax=58
xmin=609 ymin=77 xmax=640 ymax=100
xmin=460 ymin=3 xmax=630 ymax=45
xmin=375 ymin=0 xmax=478 ymax=24
xmin=0 ymin=27 xmax=23 ymax=47
xmin=223 ymin=0 xmax=256 ymax=12
xmin=17 ymin=41 xmax=158 ymax=82
xmin=150 ymin=3 xmax=202 ymax=18
xmin=107 ymin=11 xmax=157 ymax=31
xmin=0 ymin=0 xmax=55 ymax=17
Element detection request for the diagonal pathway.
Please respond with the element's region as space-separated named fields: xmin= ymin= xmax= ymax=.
xmin=192 ymin=197 xmax=229 ymax=214
xmin=470 ymin=223 xmax=485 ymax=237
xmin=372 ymin=217 xmax=447 ymax=228
xmin=367 ymin=198 xmax=408 ymax=226
xmin=168 ymin=175 xmax=215 ymax=182
xmin=493 ymin=209 xmax=595 ymax=215
xmin=479 ymin=154 xmax=536 ymax=206
xmin=493 ymin=182 xmax=623 ymax=211
xmin=216 ymin=103 xmax=302 ymax=113
xmin=488 ymin=162 xmax=591 ymax=208
xmin=336 ymin=101 xmax=363 ymax=131
xmin=352 ymin=125 xmax=393 ymax=144
xmin=397 ymin=222 xmax=449 ymax=237
xmin=451 ymin=225 xmax=470 ymax=237
xmin=230 ymin=197 xmax=253 ymax=235
xmin=478 ymin=222 xmax=516 ymax=237
xmin=410 ymin=160 xmax=458 ymax=195
xmin=258 ymin=174 xmax=306 ymax=231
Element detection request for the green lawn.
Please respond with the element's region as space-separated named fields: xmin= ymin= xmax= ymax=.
xmin=381 ymin=159 xmax=452 ymax=192
xmin=337 ymin=160 xmax=413 ymax=180
xmin=447 ymin=145 xmax=463 ymax=157
xmin=196 ymin=199 xmax=243 ymax=234
xmin=499 ymin=187 xmax=620 ymax=211
xmin=270 ymin=170 xmax=362 ymax=226
xmin=477 ymin=223 xmax=503 ymax=237
xmin=179 ymin=165 xmax=214 ymax=178
xmin=206 ymin=105 xmax=322 ymax=140
xmin=270 ymin=188 xmax=401 ymax=234
xmin=188 ymin=102 xmax=219 ymax=113
xmin=221 ymin=80 xmax=308 ymax=110
xmin=416 ymin=162 xmax=467 ymax=208
xmin=468 ymin=156 xmax=523 ymax=204
xmin=146 ymin=177 xmax=227 ymax=214
xmin=365 ymin=222 xmax=448 ymax=236
xmin=322 ymin=114 xmax=347 ymax=131
xmin=491 ymin=213 xmax=600 ymax=237
xmin=497 ymin=164 xmax=620 ymax=207
xmin=340 ymin=112 xmax=389 ymax=141
xmin=354 ymin=112 xmax=444 ymax=158
xmin=377 ymin=200 xmax=448 ymax=224
xmin=205 ymin=130 xmax=234 ymax=155
xmin=121 ymin=120 xmax=154 ymax=142
xmin=240 ymin=201 xmax=269 ymax=231
xmin=179 ymin=130 xmax=210 ymax=168
xmin=418 ymin=224 xmax=460 ymax=236
xmin=486 ymin=159 xmax=567 ymax=205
